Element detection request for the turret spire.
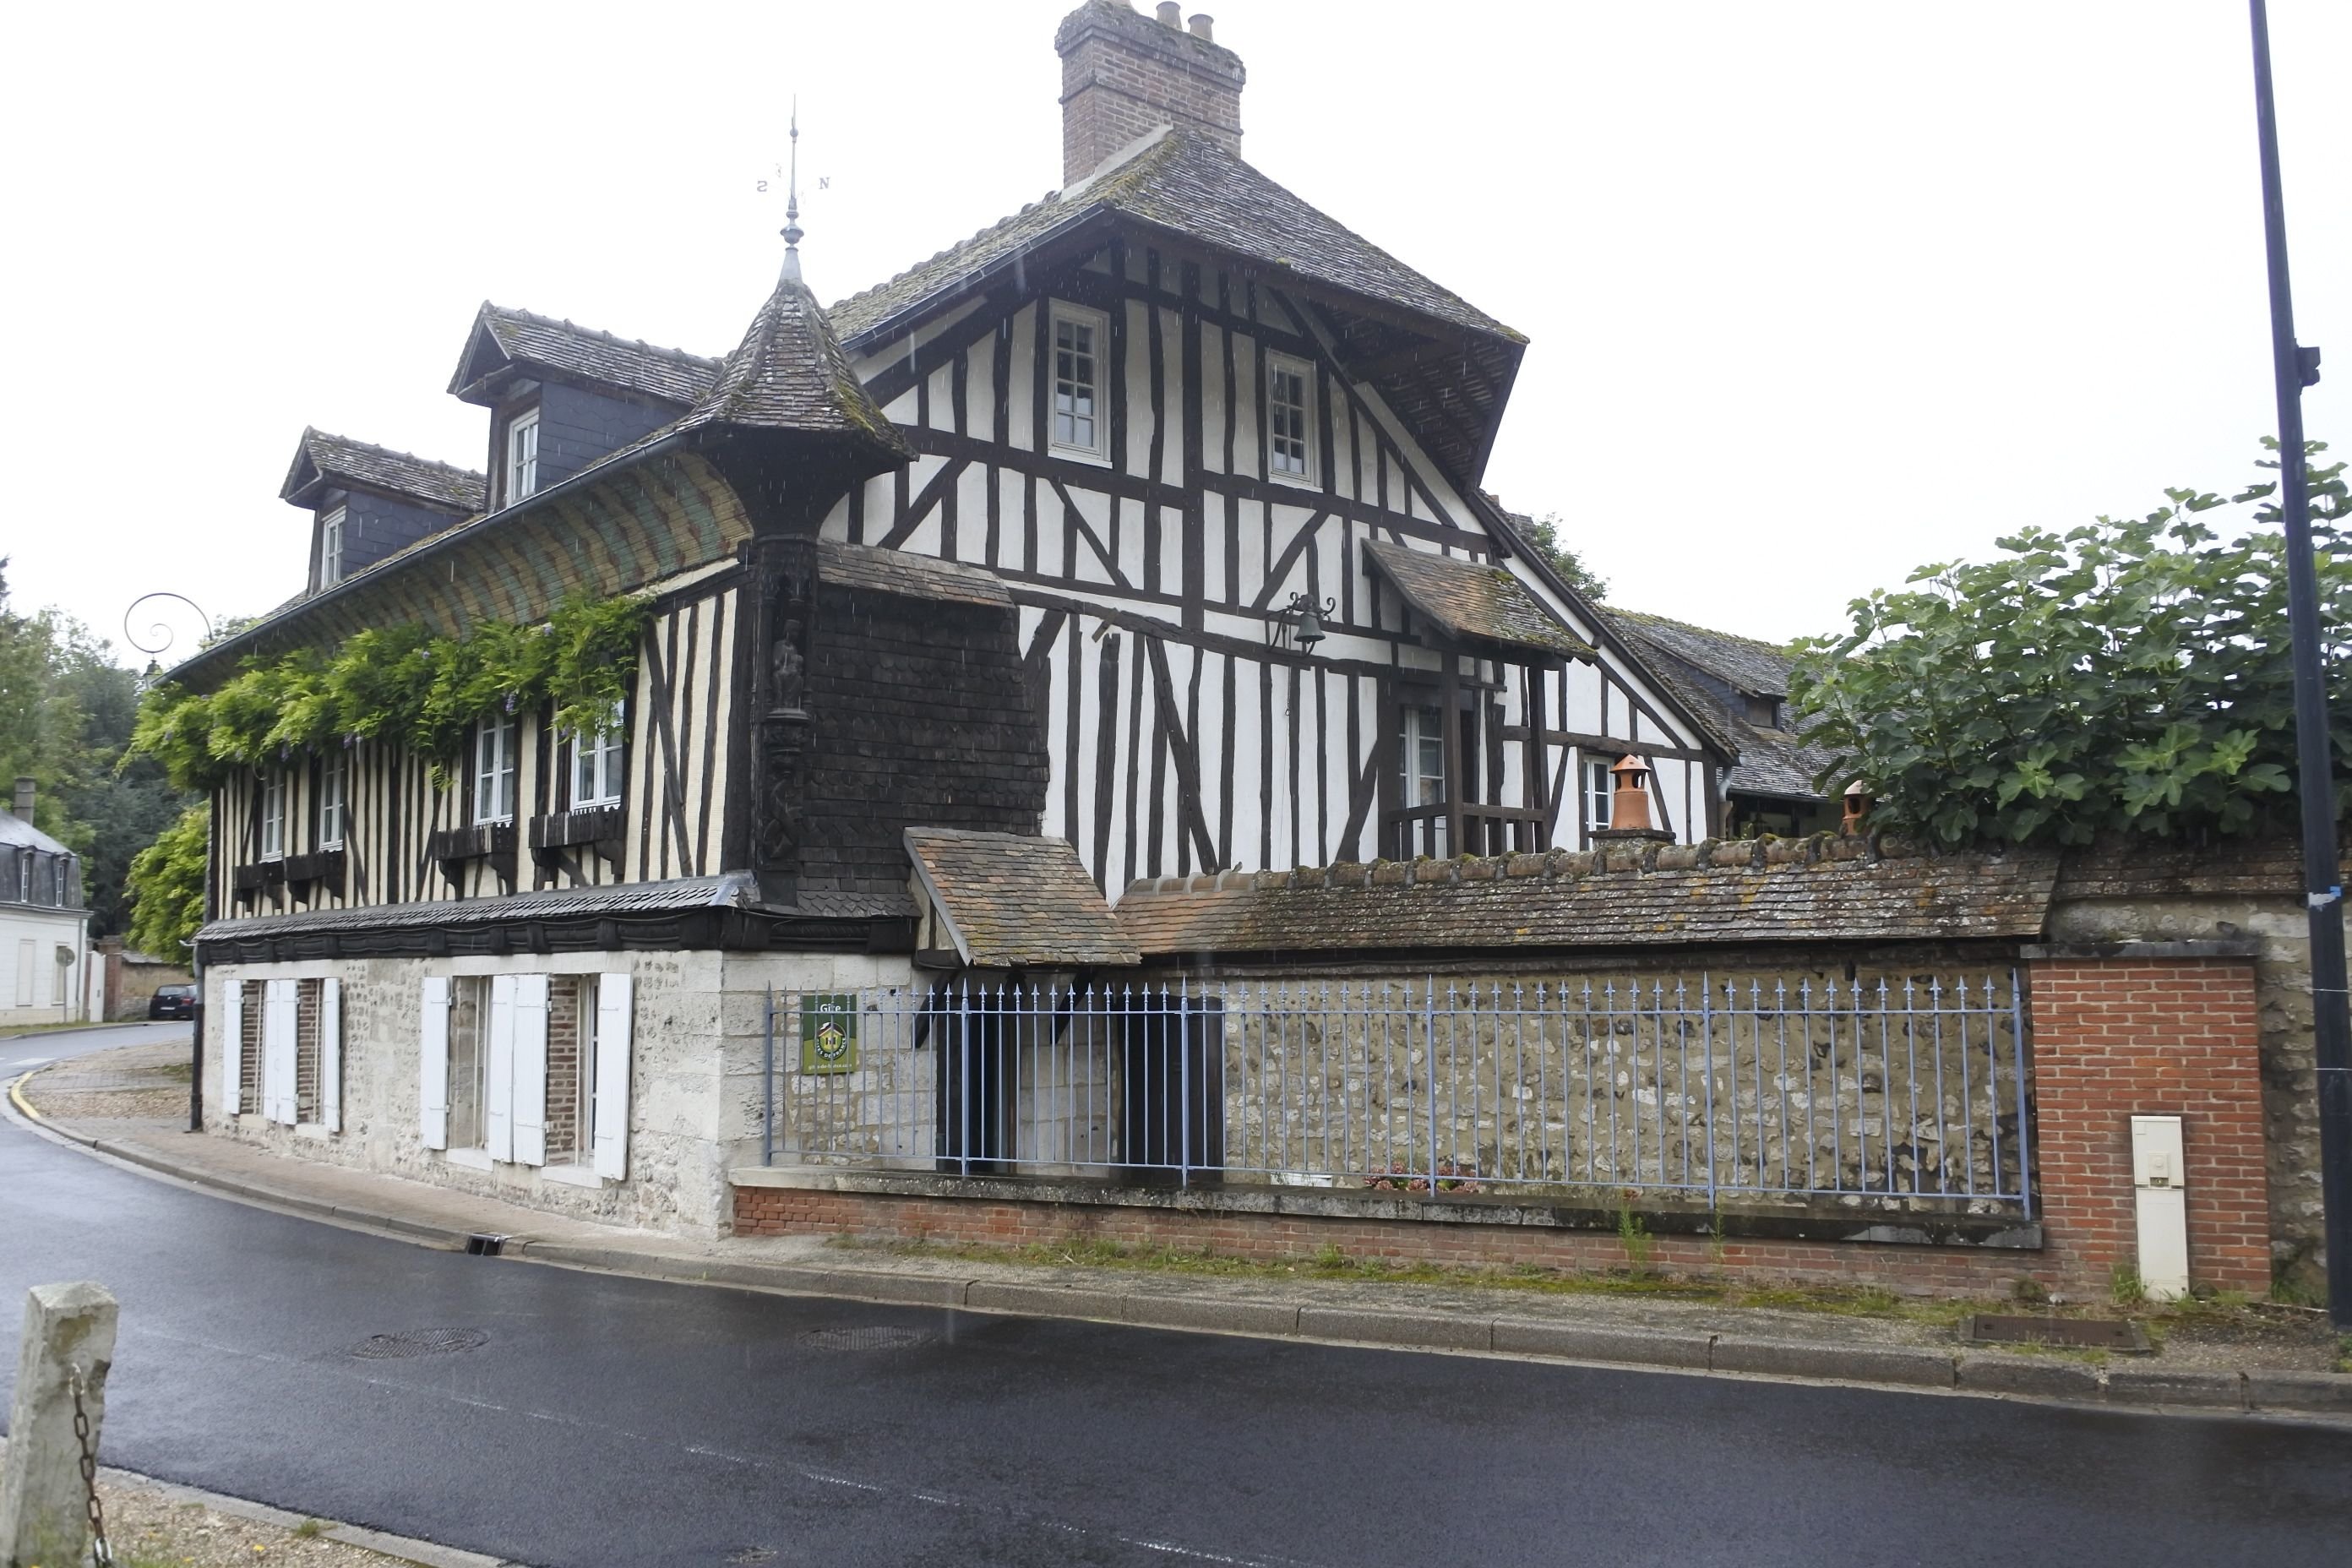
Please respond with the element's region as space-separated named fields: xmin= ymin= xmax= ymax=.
xmin=780 ymin=101 xmax=805 ymax=284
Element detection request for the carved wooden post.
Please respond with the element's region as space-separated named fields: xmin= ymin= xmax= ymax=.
xmin=749 ymin=536 xmax=819 ymax=906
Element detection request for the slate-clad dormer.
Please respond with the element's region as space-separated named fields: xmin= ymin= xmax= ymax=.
xmin=280 ymin=430 xmax=485 ymax=595
xmin=449 ymin=305 xmax=722 ymax=507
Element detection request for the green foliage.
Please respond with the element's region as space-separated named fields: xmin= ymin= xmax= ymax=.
xmin=125 ymin=802 xmax=209 ymax=960
xmin=1615 ymin=1194 xmax=1653 ymax=1271
xmin=1790 ymin=442 xmax=2352 ymax=847
xmin=1506 ymin=511 xmax=1610 ymax=602
xmin=1 ymin=560 xmax=195 ymax=935
xmin=128 ymin=594 xmax=651 ymax=792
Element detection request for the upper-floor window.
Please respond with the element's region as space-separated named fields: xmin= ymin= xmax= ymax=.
xmin=506 ymin=409 xmax=542 ymax=504
xmin=1585 ymin=755 xmax=1616 ymax=836
xmin=1744 ymin=693 xmax=1783 ymax=729
xmin=318 ymin=749 xmax=347 ymax=850
xmin=1050 ymin=305 xmax=1108 ymax=458
xmin=14 ymin=850 xmax=30 ymax=902
xmin=259 ymin=771 xmax=286 ymax=860
xmin=318 ymin=505 xmax=346 ymax=588
xmin=1266 ymin=353 xmax=1315 ymax=482
xmin=474 ymin=712 xmax=518 ymax=825
xmin=571 ymin=705 xmax=624 ymax=809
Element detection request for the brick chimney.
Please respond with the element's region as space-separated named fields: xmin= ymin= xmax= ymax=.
xmin=10 ymin=776 xmax=31 ymax=819
xmin=1055 ymin=0 xmax=1244 ymax=186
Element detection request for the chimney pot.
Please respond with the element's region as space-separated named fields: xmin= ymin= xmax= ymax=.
xmin=11 ymin=776 xmax=31 ymax=819
xmin=1189 ymin=12 xmax=1214 ymax=40
xmin=1155 ymin=2 xmax=1181 ymax=24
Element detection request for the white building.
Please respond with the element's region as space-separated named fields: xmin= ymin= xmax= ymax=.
xmin=2 ymin=777 xmax=90 ymax=1028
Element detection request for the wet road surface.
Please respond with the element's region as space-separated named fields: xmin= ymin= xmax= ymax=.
xmin=6 ymin=1026 xmax=2351 ymax=1567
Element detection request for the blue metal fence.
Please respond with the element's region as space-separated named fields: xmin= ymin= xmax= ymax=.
xmin=762 ymin=972 xmax=2032 ymax=1216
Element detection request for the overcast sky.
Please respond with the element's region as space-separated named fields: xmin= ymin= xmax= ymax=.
xmin=5 ymin=1 xmax=2344 ymax=660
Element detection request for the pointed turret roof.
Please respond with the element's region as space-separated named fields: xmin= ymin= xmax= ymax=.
xmin=678 ymin=275 xmax=912 ymax=459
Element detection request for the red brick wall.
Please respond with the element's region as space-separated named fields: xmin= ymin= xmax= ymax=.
xmin=2028 ymin=956 xmax=2269 ymax=1295
xmin=733 ymin=1186 xmax=2054 ymax=1297
xmin=545 ymin=977 xmax=583 ymax=1164
xmin=294 ymin=978 xmax=320 ymax=1124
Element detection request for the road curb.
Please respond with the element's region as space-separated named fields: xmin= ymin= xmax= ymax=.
xmin=18 ymin=1081 xmax=2350 ymax=1419
xmin=103 ymin=1462 xmax=528 ymax=1568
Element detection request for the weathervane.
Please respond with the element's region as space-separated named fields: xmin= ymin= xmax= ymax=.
xmin=780 ymin=100 xmax=804 ymax=283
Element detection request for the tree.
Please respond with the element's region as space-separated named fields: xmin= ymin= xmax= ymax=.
xmin=1502 ymin=512 xmax=1609 ymax=602
xmin=125 ymin=803 xmax=209 ymax=961
xmin=1790 ymin=442 xmax=2351 ymax=847
xmin=1 ymin=559 xmax=200 ymax=937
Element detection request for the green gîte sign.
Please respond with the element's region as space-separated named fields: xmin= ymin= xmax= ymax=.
xmin=800 ymin=994 xmax=858 ymax=1075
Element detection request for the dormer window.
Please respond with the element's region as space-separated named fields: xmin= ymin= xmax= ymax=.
xmin=1744 ymin=694 xmax=1783 ymax=729
xmin=505 ymin=408 xmax=541 ymax=504
xmin=1266 ymin=353 xmax=1315 ymax=482
xmin=318 ymin=505 xmax=346 ymax=588
xmin=1049 ymin=304 xmax=1108 ymax=459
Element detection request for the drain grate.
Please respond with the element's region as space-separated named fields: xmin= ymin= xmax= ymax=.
xmin=801 ymin=1326 xmax=933 ymax=1353
xmin=350 ymin=1328 xmax=492 ymax=1360
xmin=1961 ymin=1315 xmax=2152 ymax=1353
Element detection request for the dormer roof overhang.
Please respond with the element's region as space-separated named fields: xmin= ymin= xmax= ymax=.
xmin=278 ymin=427 xmax=485 ymax=515
xmin=448 ymin=302 xmax=722 ymax=410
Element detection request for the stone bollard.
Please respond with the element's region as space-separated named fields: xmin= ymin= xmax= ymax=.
xmin=0 ymin=1281 xmax=117 ymax=1568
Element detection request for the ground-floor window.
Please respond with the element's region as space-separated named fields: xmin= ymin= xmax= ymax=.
xmin=420 ymin=970 xmax=634 ymax=1179
xmin=221 ymin=975 xmax=341 ymax=1131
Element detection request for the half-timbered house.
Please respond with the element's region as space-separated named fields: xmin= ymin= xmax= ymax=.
xmin=181 ymin=0 xmax=1740 ymax=1234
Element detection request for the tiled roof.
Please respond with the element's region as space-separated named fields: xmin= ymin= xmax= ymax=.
xmin=1362 ymin=542 xmax=1595 ymax=660
xmin=827 ymin=129 xmax=1519 ymax=348
xmin=197 ymin=875 xmax=756 ymax=941
xmin=819 ymin=541 xmax=1011 ymax=608
xmin=1606 ymin=609 xmax=1838 ymax=802
xmin=280 ymin=428 xmax=484 ymax=514
xmin=905 ymin=828 xmax=1139 ymax=968
xmin=1115 ymin=838 xmax=2061 ymax=957
xmin=453 ymin=303 xmax=721 ymax=406
xmin=678 ymin=275 xmax=911 ymax=458
xmin=0 ymin=813 xmax=74 ymax=856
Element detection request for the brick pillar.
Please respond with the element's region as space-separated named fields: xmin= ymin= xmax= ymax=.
xmin=96 ymin=937 xmax=122 ymax=1021
xmin=2025 ymin=942 xmax=2270 ymax=1297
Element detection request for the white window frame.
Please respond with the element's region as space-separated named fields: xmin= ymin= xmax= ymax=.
xmin=1397 ymin=702 xmax=1449 ymax=859
xmin=506 ymin=408 xmax=542 ymax=504
xmin=259 ymin=771 xmax=286 ymax=860
xmin=571 ymin=703 xmax=625 ymax=809
xmin=1266 ymin=351 xmax=1317 ymax=485
xmin=318 ymin=504 xmax=346 ymax=587
xmin=1586 ymin=755 xmax=1616 ymax=836
xmin=1048 ymin=302 xmax=1109 ymax=460
xmin=318 ymin=748 xmax=347 ymax=849
xmin=474 ymin=712 xmax=519 ymax=825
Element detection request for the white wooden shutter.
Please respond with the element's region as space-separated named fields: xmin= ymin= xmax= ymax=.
xmin=486 ymin=973 xmax=516 ymax=1163
xmin=591 ymin=972 xmax=634 ymax=1180
xmin=510 ymin=974 xmax=548 ymax=1168
xmin=264 ymin=978 xmax=300 ymax=1125
xmin=319 ymin=977 xmax=342 ymax=1134
xmin=418 ymin=976 xmax=449 ymax=1150
xmin=220 ymin=976 xmax=243 ymax=1117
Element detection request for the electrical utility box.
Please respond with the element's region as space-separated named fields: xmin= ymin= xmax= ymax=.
xmin=2130 ymin=1114 xmax=2190 ymax=1301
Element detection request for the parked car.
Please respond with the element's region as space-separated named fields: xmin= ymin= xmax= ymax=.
xmin=148 ymin=983 xmax=197 ymax=1021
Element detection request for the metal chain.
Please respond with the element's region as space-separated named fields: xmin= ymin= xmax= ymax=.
xmin=69 ymin=1364 xmax=112 ymax=1567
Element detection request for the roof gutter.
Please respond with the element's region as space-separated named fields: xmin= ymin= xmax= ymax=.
xmin=169 ymin=427 xmax=694 ymax=689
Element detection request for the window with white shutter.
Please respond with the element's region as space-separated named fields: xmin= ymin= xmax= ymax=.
xmin=263 ymin=978 xmax=299 ymax=1125
xmin=592 ymin=973 xmax=634 ymax=1180
xmin=485 ymin=974 xmax=517 ymax=1162
xmin=319 ymin=977 xmax=342 ymax=1134
xmin=510 ymin=974 xmax=548 ymax=1168
xmin=221 ymin=974 xmax=246 ymax=1117
xmin=418 ymin=975 xmax=450 ymax=1149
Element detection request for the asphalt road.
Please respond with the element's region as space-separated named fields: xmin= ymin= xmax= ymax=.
xmin=5 ymin=1026 xmax=2351 ymax=1568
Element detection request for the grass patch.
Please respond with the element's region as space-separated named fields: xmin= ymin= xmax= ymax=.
xmin=293 ymin=1516 xmax=326 ymax=1538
